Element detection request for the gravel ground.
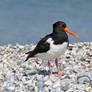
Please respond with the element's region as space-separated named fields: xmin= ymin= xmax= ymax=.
xmin=0 ymin=42 xmax=92 ymax=92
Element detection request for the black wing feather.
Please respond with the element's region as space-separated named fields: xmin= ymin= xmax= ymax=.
xmin=25 ymin=35 xmax=50 ymax=61
xmin=34 ymin=35 xmax=50 ymax=53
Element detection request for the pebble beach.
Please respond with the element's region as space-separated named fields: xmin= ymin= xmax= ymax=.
xmin=0 ymin=42 xmax=92 ymax=92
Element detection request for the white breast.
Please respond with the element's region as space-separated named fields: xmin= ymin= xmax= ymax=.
xmin=36 ymin=38 xmax=68 ymax=60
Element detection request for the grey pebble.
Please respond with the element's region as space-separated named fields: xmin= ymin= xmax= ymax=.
xmin=2 ymin=88 xmax=13 ymax=92
xmin=75 ymin=71 xmax=92 ymax=84
xmin=8 ymin=75 xmax=15 ymax=84
xmin=36 ymin=81 xmax=44 ymax=88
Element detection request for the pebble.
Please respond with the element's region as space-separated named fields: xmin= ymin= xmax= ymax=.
xmin=7 ymin=86 xmax=15 ymax=90
xmin=60 ymin=81 xmax=69 ymax=91
xmin=2 ymin=88 xmax=13 ymax=92
xmin=8 ymin=75 xmax=15 ymax=84
xmin=44 ymin=80 xmax=52 ymax=86
xmin=0 ymin=42 xmax=92 ymax=92
xmin=53 ymin=82 xmax=60 ymax=88
xmin=86 ymin=59 xmax=91 ymax=63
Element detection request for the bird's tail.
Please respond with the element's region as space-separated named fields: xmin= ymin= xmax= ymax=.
xmin=24 ymin=50 xmax=36 ymax=62
xmin=25 ymin=51 xmax=32 ymax=54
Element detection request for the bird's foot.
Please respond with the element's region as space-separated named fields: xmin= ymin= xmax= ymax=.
xmin=54 ymin=70 xmax=64 ymax=77
xmin=49 ymin=70 xmax=64 ymax=77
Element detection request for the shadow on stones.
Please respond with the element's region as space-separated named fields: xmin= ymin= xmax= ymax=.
xmin=23 ymin=69 xmax=58 ymax=76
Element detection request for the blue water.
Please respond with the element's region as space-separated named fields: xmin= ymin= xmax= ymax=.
xmin=0 ymin=0 xmax=92 ymax=45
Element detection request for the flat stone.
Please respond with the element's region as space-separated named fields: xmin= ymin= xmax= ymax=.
xmin=44 ymin=80 xmax=52 ymax=86
xmin=53 ymin=80 xmax=60 ymax=88
xmin=2 ymin=88 xmax=13 ymax=92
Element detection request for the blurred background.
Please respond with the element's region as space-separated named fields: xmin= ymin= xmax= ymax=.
xmin=0 ymin=0 xmax=92 ymax=45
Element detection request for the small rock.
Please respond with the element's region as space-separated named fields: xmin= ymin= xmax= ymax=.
xmin=37 ymin=81 xmax=44 ymax=88
xmin=4 ymin=45 xmax=7 ymax=49
xmin=53 ymin=80 xmax=60 ymax=88
xmin=61 ymin=81 xmax=69 ymax=91
xmin=2 ymin=88 xmax=13 ymax=92
xmin=8 ymin=86 xmax=15 ymax=90
xmin=66 ymin=55 xmax=71 ymax=59
xmin=72 ymin=49 xmax=77 ymax=57
xmin=8 ymin=75 xmax=15 ymax=84
xmin=44 ymin=80 xmax=52 ymax=86
xmin=75 ymin=84 xmax=86 ymax=90
xmin=80 ymin=57 xmax=85 ymax=61
xmin=34 ymin=86 xmax=39 ymax=92
xmin=75 ymin=72 xmax=92 ymax=84
xmin=27 ymin=85 xmax=34 ymax=91
xmin=86 ymin=59 xmax=91 ymax=63
xmin=89 ymin=46 xmax=92 ymax=50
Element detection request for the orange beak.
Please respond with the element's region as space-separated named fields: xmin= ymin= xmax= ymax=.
xmin=64 ymin=27 xmax=78 ymax=38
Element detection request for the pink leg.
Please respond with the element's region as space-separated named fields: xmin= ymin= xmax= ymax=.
xmin=54 ymin=58 xmax=64 ymax=77
xmin=48 ymin=60 xmax=52 ymax=76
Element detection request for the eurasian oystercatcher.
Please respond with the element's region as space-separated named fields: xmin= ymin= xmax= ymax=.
xmin=25 ymin=21 xmax=78 ymax=77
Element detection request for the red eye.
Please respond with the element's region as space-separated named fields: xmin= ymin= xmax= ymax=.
xmin=59 ymin=24 xmax=63 ymax=27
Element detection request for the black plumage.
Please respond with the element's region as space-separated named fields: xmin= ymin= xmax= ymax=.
xmin=24 ymin=21 xmax=78 ymax=77
xmin=25 ymin=21 xmax=69 ymax=62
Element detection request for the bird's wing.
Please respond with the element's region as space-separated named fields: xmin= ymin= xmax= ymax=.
xmin=34 ymin=35 xmax=50 ymax=53
xmin=24 ymin=35 xmax=50 ymax=62
xmin=25 ymin=35 xmax=50 ymax=61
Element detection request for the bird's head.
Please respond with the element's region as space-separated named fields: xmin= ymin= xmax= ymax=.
xmin=53 ymin=21 xmax=78 ymax=38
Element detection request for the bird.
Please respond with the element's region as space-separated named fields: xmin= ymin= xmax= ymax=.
xmin=24 ymin=21 xmax=78 ymax=77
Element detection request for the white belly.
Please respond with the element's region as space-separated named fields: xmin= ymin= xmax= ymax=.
xmin=36 ymin=41 xmax=68 ymax=60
